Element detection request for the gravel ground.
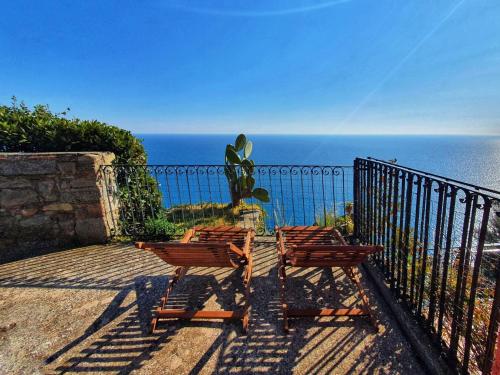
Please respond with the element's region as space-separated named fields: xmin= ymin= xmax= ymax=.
xmin=0 ymin=239 xmax=425 ymax=374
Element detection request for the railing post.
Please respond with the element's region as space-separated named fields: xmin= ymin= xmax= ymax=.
xmin=353 ymin=158 xmax=360 ymax=243
xmin=484 ymin=242 xmax=500 ymax=374
xmin=491 ymin=328 xmax=500 ymax=375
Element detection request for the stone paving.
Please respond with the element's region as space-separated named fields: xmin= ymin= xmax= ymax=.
xmin=0 ymin=240 xmax=425 ymax=374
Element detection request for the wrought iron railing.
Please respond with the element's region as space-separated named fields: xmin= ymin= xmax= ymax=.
xmin=354 ymin=157 xmax=500 ymax=374
xmin=99 ymin=159 xmax=500 ymax=373
xmin=99 ymin=164 xmax=354 ymax=236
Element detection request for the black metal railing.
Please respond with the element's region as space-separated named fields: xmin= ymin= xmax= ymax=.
xmin=99 ymin=164 xmax=354 ymax=236
xmin=354 ymin=157 xmax=500 ymax=374
xmin=98 ymin=159 xmax=500 ymax=373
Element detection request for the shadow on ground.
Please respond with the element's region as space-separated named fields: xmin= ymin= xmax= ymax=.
xmin=0 ymin=240 xmax=424 ymax=374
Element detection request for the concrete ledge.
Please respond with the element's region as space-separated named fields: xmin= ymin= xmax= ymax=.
xmin=363 ymin=262 xmax=450 ymax=375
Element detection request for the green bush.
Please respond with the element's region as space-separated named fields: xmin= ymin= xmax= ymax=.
xmin=141 ymin=214 xmax=181 ymax=241
xmin=0 ymin=97 xmax=145 ymax=164
xmin=315 ymin=206 xmax=354 ymax=235
xmin=0 ymin=98 xmax=161 ymax=236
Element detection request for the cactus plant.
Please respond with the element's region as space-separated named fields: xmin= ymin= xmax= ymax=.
xmin=224 ymin=134 xmax=270 ymax=207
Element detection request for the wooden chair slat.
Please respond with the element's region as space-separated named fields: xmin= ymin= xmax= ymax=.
xmin=287 ymin=308 xmax=368 ymax=317
xmin=280 ymin=226 xmax=335 ymax=231
xmin=145 ymin=243 xmax=237 ymax=267
xmin=283 ymin=239 xmax=335 ymax=244
xmin=197 ymin=227 xmax=248 ymax=247
xmin=288 ymin=245 xmax=381 ymax=267
xmin=156 ymin=309 xmax=245 ymax=319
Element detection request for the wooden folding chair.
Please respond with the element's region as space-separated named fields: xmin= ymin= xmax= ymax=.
xmin=276 ymin=225 xmax=383 ymax=332
xmin=136 ymin=225 xmax=254 ymax=333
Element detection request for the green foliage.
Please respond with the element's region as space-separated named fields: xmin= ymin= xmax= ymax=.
xmin=0 ymin=97 xmax=145 ymax=164
xmin=273 ymin=200 xmax=289 ymax=227
xmin=117 ymin=167 xmax=162 ymax=236
xmin=224 ymin=133 xmax=269 ymax=206
xmin=0 ymin=98 xmax=161 ymax=236
xmin=485 ymin=202 xmax=500 ymax=243
xmin=165 ymin=201 xmax=266 ymax=233
xmin=316 ymin=211 xmax=354 ymax=235
xmin=141 ymin=213 xmax=181 ymax=241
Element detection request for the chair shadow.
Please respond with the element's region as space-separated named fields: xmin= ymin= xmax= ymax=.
xmin=46 ymin=275 xmax=168 ymax=373
xmin=5 ymin=242 xmax=425 ymax=374
xmin=183 ymin=260 xmax=421 ymax=375
xmin=285 ymin=266 xmax=425 ymax=374
xmin=185 ymin=263 xmax=304 ymax=374
xmin=184 ymin=264 xmax=369 ymax=374
xmin=48 ymin=268 xmax=249 ymax=374
xmin=162 ymin=268 xmax=247 ymax=315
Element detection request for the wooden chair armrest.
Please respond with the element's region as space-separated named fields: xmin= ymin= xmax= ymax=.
xmin=244 ymin=252 xmax=253 ymax=285
xmin=275 ymin=227 xmax=289 ymax=268
xmin=180 ymin=228 xmax=195 ymax=243
xmin=229 ymin=243 xmax=245 ymax=258
xmin=243 ymin=229 xmax=254 ymax=259
xmin=276 ymin=227 xmax=287 ymax=256
xmin=332 ymin=228 xmax=348 ymax=245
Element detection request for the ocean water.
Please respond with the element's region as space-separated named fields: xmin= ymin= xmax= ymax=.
xmin=139 ymin=134 xmax=500 ymax=190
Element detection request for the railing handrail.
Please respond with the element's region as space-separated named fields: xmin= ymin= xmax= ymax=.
xmin=360 ymin=156 xmax=500 ymax=199
xmin=101 ymin=164 xmax=354 ymax=168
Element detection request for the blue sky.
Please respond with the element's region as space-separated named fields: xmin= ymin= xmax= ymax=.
xmin=1 ymin=0 xmax=499 ymax=134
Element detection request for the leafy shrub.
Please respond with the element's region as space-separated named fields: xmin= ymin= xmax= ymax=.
xmin=0 ymin=98 xmax=161 ymax=236
xmin=0 ymin=97 xmax=145 ymax=164
xmin=166 ymin=201 xmax=266 ymax=234
xmin=141 ymin=214 xmax=180 ymax=241
xmin=115 ymin=167 xmax=162 ymax=237
xmin=316 ymin=205 xmax=354 ymax=235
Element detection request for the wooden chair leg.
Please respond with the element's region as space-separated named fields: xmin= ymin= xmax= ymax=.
xmin=150 ymin=317 xmax=158 ymax=333
xmin=242 ymin=256 xmax=252 ymax=334
xmin=242 ymin=312 xmax=249 ymax=333
xmin=278 ymin=264 xmax=289 ymax=333
xmin=283 ymin=310 xmax=289 ymax=333
xmin=343 ymin=266 xmax=378 ymax=330
xmin=152 ymin=266 xmax=188 ymax=332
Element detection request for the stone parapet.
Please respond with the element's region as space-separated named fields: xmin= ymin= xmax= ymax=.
xmin=0 ymin=152 xmax=117 ymax=263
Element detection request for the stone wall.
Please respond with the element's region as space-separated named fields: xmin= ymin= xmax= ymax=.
xmin=0 ymin=152 xmax=118 ymax=263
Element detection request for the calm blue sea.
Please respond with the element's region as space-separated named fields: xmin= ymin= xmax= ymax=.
xmin=139 ymin=135 xmax=500 ymax=190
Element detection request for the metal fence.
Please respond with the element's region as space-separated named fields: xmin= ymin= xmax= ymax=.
xmin=99 ymin=164 xmax=354 ymax=236
xmin=99 ymin=159 xmax=500 ymax=373
xmin=354 ymin=157 xmax=500 ymax=374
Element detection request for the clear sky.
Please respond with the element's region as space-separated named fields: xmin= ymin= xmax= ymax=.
xmin=1 ymin=0 xmax=499 ymax=135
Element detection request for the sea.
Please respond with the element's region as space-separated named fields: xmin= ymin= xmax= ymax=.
xmin=139 ymin=134 xmax=500 ymax=191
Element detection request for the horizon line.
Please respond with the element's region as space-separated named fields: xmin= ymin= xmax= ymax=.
xmin=132 ymin=132 xmax=500 ymax=136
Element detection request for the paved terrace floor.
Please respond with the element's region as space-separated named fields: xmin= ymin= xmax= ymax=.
xmin=0 ymin=239 xmax=424 ymax=374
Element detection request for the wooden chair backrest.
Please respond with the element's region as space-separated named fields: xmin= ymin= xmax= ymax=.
xmin=139 ymin=242 xmax=239 ymax=268
xmin=280 ymin=226 xmax=341 ymax=245
xmin=287 ymin=245 xmax=383 ymax=267
xmin=196 ymin=226 xmax=249 ymax=248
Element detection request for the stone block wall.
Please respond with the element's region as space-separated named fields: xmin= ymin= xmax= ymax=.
xmin=0 ymin=152 xmax=118 ymax=263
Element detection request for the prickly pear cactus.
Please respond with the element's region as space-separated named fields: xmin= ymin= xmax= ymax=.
xmin=224 ymin=134 xmax=269 ymax=206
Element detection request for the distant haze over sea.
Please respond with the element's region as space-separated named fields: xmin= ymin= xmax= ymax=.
xmin=138 ymin=134 xmax=500 ymax=191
